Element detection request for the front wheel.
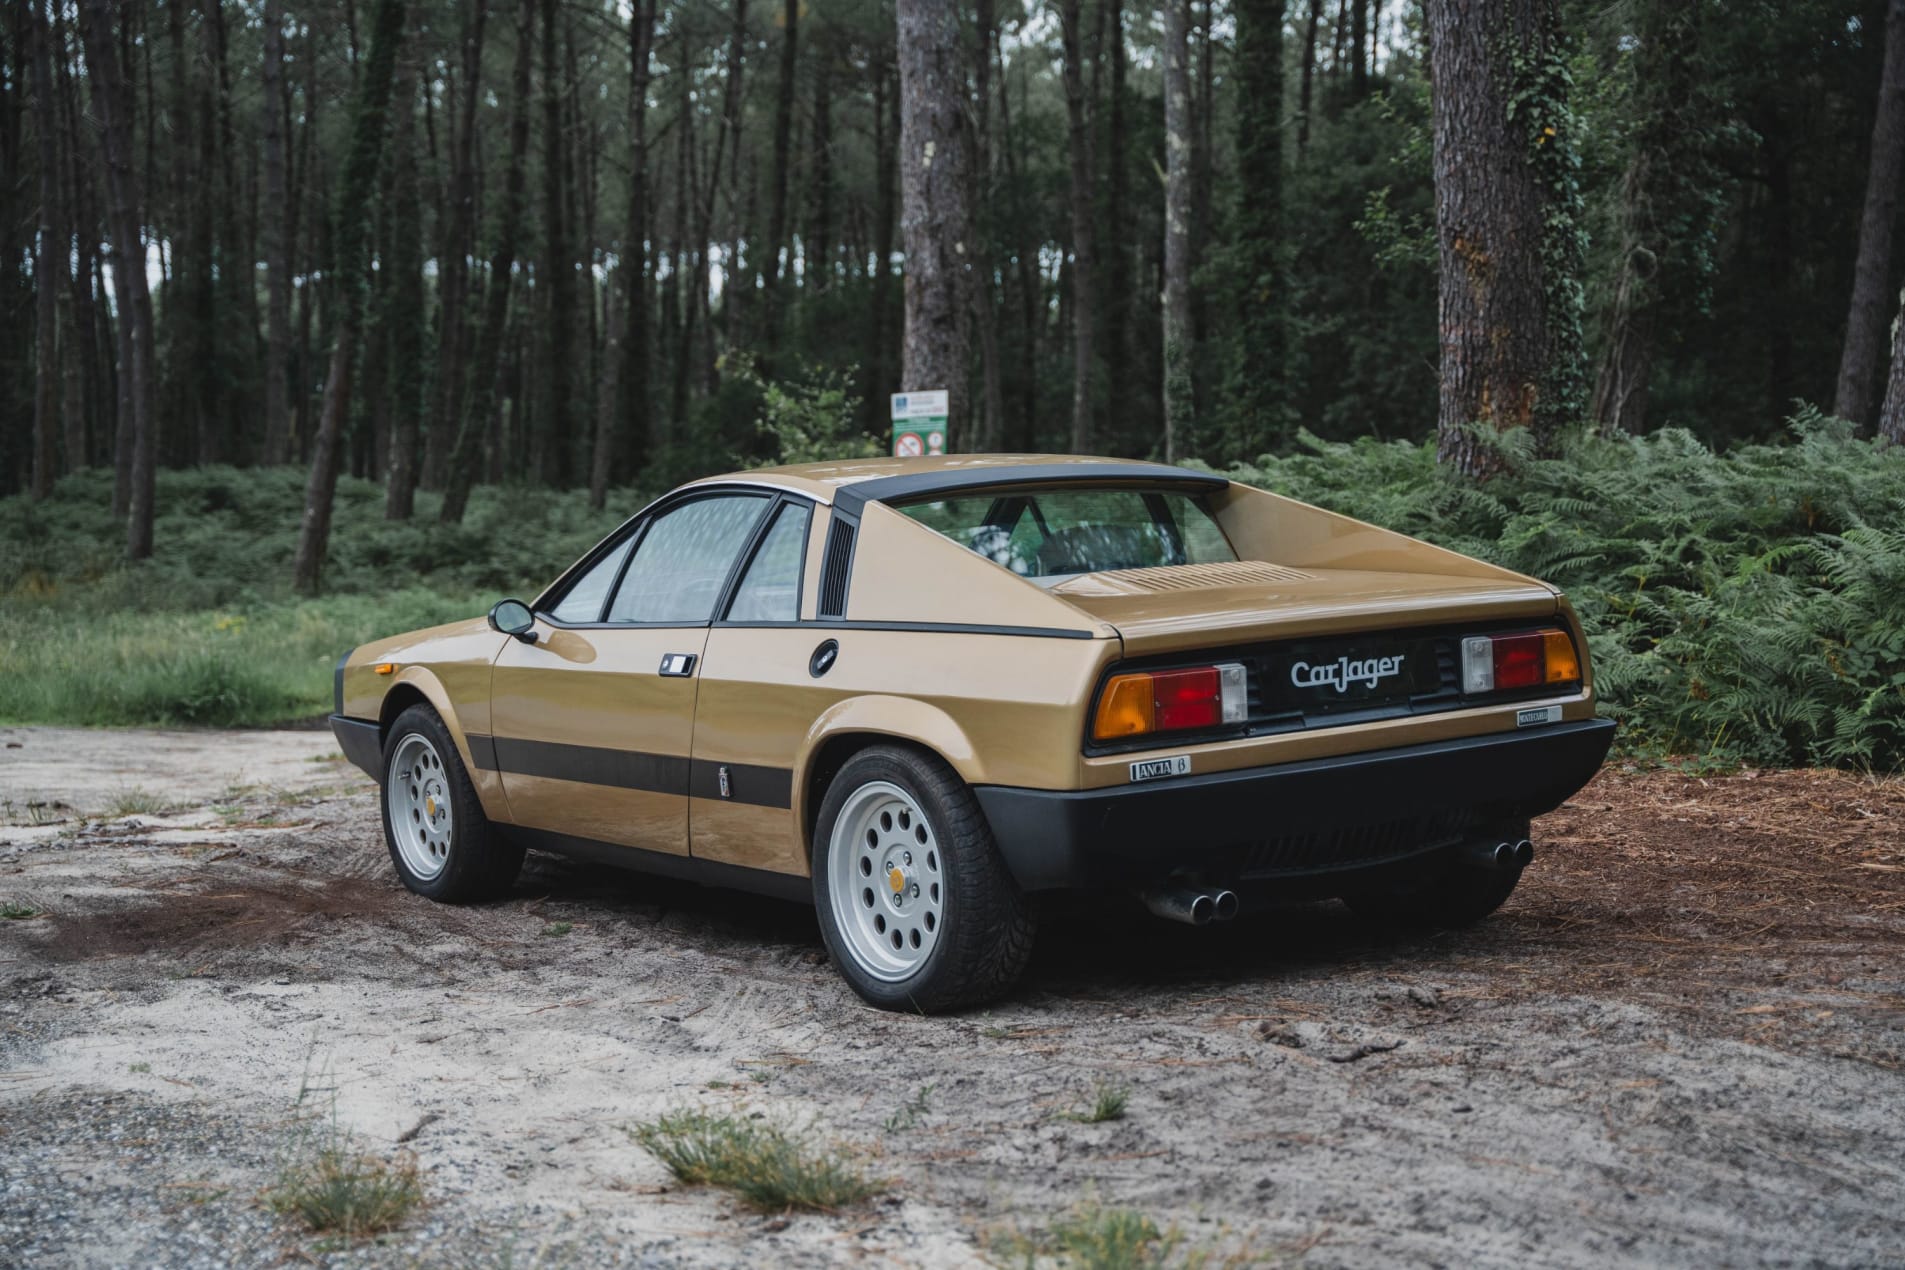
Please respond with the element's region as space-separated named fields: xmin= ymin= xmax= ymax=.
xmin=380 ymin=704 xmax=523 ymax=902
xmin=812 ymin=745 xmax=1035 ymax=1012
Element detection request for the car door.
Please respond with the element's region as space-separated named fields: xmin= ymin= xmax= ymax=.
xmin=690 ymin=496 xmax=830 ymax=875
xmin=488 ymin=491 xmax=773 ymax=856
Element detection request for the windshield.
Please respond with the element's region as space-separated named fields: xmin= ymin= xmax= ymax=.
xmin=896 ymin=487 xmax=1237 ymax=582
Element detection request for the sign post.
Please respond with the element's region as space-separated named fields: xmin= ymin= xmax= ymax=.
xmin=889 ymin=390 xmax=949 ymax=458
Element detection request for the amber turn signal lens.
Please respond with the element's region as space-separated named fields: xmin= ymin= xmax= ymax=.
xmin=1540 ymin=629 xmax=1579 ymax=684
xmin=1094 ymin=673 xmax=1156 ymax=740
xmin=374 ymin=662 xmax=396 ymax=676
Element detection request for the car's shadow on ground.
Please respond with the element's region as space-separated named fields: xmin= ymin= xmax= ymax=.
xmin=511 ymin=849 xmax=1469 ymax=1005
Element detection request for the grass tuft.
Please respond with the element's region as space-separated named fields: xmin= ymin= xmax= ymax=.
xmin=629 ymin=1110 xmax=877 ymax=1212
xmin=993 ymin=1204 xmax=1184 ymax=1269
xmin=267 ymin=1143 xmax=424 ymax=1238
xmin=1059 ymin=1081 xmax=1130 ymax=1124
xmin=1 ymin=901 xmax=41 ymax=920
xmin=539 ymin=921 xmax=573 ymax=938
xmin=108 ymin=788 xmax=176 ymax=817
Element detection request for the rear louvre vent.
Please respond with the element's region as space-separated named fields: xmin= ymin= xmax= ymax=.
xmin=1098 ymin=561 xmax=1315 ymax=592
xmin=818 ymin=518 xmax=856 ymax=617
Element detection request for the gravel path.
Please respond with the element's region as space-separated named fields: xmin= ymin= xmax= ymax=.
xmin=2 ymin=729 xmax=1901 ymax=1267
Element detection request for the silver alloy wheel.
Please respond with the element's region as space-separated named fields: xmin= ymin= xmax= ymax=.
xmin=827 ymin=780 xmax=945 ymax=982
xmin=388 ymin=733 xmax=453 ymax=881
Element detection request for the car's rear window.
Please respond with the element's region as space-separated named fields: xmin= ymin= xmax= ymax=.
xmin=896 ymin=487 xmax=1236 ymax=582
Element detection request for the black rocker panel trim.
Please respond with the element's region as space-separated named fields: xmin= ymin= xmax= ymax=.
xmin=464 ymin=733 xmax=793 ymax=810
xmin=501 ymin=824 xmax=812 ymax=905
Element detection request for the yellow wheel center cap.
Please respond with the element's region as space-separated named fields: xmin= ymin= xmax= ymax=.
xmin=888 ymin=867 xmax=906 ymax=894
xmin=426 ymin=796 xmax=437 ymax=818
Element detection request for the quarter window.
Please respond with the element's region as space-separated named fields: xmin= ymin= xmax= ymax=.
xmin=607 ymin=494 xmax=770 ymax=624
xmin=726 ymin=502 xmax=812 ymax=622
xmin=546 ymin=536 xmax=635 ymax=623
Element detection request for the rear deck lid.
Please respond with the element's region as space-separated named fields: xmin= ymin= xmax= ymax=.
xmin=1049 ymin=561 xmax=1559 ymax=658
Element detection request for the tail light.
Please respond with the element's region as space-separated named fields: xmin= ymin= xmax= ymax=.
xmin=1460 ymin=629 xmax=1580 ymax=694
xmin=1095 ymin=663 xmax=1247 ymax=741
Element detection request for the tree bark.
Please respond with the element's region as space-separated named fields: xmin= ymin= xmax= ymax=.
xmin=1298 ymin=0 xmax=1323 ymax=159
xmin=534 ymin=0 xmax=573 ymax=487
xmin=291 ymin=0 xmax=407 ymax=592
xmin=1163 ymin=0 xmax=1195 ymax=463
xmin=30 ymin=0 xmax=61 ymax=498
xmin=1230 ymin=0 xmax=1286 ymax=459
xmin=443 ymin=0 xmax=534 ymax=524
xmin=78 ymin=0 xmax=157 ymax=558
xmin=424 ymin=0 xmax=488 ymax=491
xmin=896 ymin=0 xmax=974 ymax=436
xmin=971 ymin=0 xmax=1006 ymax=452
xmin=1056 ymin=0 xmax=1096 ymax=454
xmin=1880 ymin=281 xmax=1905 ymax=443
xmin=1427 ymin=0 xmax=1582 ymax=478
xmin=1833 ymin=0 xmax=1905 ymax=428
xmin=600 ymin=0 xmax=654 ymax=505
xmin=384 ymin=70 xmax=424 ymax=519
xmin=764 ymin=0 xmax=799 ymax=323
xmin=1103 ymin=0 xmax=1131 ymax=446
xmin=1351 ymin=0 xmax=1369 ymax=96
xmin=260 ymin=0 xmax=293 ymax=465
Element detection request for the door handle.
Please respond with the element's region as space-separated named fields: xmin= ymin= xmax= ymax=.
xmin=658 ymin=653 xmax=697 ymax=677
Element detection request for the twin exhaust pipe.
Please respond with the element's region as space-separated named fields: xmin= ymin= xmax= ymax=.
xmin=1140 ymin=886 xmax=1240 ymax=927
xmin=1466 ymin=838 xmax=1535 ymax=871
xmin=1142 ymin=838 xmax=1533 ymax=926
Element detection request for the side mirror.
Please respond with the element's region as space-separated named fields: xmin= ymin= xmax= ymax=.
xmin=487 ymin=598 xmax=538 ymax=643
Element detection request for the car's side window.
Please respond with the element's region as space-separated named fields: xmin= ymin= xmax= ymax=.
xmin=606 ymin=493 xmax=770 ymax=624
xmin=545 ymin=535 xmax=635 ymax=623
xmin=726 ymin=501 xmax=812 ymax=622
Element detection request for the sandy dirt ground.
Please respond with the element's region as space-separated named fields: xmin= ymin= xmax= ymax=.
xmin=1 ymin=728 xmax=1902 ymax=1268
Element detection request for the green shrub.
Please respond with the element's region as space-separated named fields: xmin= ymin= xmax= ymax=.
xmin=1216 ymin=410 xmax=1905 ymax=770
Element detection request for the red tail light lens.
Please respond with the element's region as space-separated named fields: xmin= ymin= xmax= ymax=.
xmin=1460 ymin=629 xmax=1582 ymax=694
xmin=1152 ymin=668 xmax=1221 ymax=731
xmin=1094 ymin=663 xmax=1248 ymax=741
xmin=1491 ymin=632 xmax=1547 ymax=690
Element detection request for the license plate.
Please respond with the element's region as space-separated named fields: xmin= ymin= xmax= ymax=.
xmin=1518 ymin=704 xmax=1562 ymax=728
xmin=1267 ymin=638 xmax=1439 ymax=713
xmin=1129 ymin=755 xmax=1192 ymax=783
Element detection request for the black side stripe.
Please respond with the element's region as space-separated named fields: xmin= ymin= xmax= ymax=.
xmin=465 ymin=734 xmax=792 ymax=810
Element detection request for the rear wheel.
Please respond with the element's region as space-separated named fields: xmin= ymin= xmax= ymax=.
xmin=381 ymin=704 xmax=523 ymax=902
xmin=812 ymin=745 xmax=1035 ymax=1012
xmin=1343 ymin=842 xmax=1525 ymax=928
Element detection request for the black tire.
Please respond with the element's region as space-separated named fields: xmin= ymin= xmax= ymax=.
xmin=811 ymin=744 xmax=1035 ymax=1012
xmin=1342 ymin=851 xmax=1523 ymax=928
xmin=379 ymin=704 xmax=524 ymax=902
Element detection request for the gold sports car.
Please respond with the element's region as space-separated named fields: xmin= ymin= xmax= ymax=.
xmin=331 ymin=456 xmax=1614 ymax=1011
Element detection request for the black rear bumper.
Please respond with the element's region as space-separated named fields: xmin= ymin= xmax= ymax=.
xmin=974 ymin=718 xmax=1615 ymax=891
xmin=331 ymin=714 xmax=384 ymax=779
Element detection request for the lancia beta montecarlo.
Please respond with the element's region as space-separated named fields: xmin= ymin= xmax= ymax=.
xmin=330 ymin=456 xmax=1614 ymax=1011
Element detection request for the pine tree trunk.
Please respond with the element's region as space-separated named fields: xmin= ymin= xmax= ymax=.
xmin=535 ymin=0 xmax=573 ymax=487
xmin=425 ymin=0 xmax=488 ymax=492
xmin=605 ymin=0 xmax=654 ymax=501
xmin=442 ymin=0 xmax=533 ymax=525
xmin=764 ymin=0 xmax=799 ymax=324
xmin=1881 ymin=281 xmax=1905 ymax=443
xmin=1163 ymin=0 xmax=1195 ymax=463
xmin=1833 ymin=0 xmax=1905 ymax=428
xmin=1103 ymin=0 xmax=1131 ymax=447
xmin=896 ymin=0 xmax=974 ymax=433
xmin=1351 ymin=0 xmax=1368 ymax=96
xmin=384 ymin=70 xmax=424 ymax=519
xmin=1056 ymin=0 xmax=1096 ymax=454
xmin=968 ymin=0 xmax=1005 ymax=452
xmin=1427 ymin=0 xmax=1581 ymax=479
xmin=78 ymin=0 xmax=157 ymax=558
xmin=260 ymin=0 xmax=293 ymax=465
xmin=30 ymin=1 xmax=60 ymax=499
xmin=1230 ymin=0 xmax=1286 ymax=460
xmin=808 ymin=45 xmax=834 ymax=292
xmin=291 ymin=0 xmax=407 ymax=592
xmin=1298 ymin=0 xmax=1322 ymax=159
